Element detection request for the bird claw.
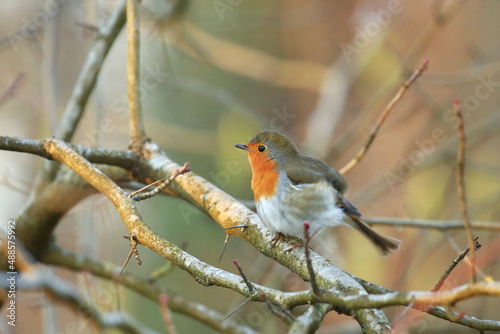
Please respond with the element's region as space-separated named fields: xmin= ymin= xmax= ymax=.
xmin=271 ymin=234 xmax=314 ymax=253
xmin=270 ymin=233 xmax=284 ymax=248
xmin=285 ymin=240 xmax=314 ymax=253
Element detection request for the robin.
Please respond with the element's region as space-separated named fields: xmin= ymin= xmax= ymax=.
xmin=235 ymin=130 xmax=401 ymax=255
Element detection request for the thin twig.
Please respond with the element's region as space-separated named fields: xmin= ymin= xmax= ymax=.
xmin=120 ymin=235 xmax=142 ymax=274
xmin=364 ymin=217 xmax=500 ymax=232
xmin=233 ymin=259 xmax=255 ymax=293
xmin=303 ymin=222 xmax=319 ymax=295
xmin=221 ymin=299 xmax=253 ymax=322
xmin=221 ymin=260 xmax=256 ymax=321
xmin=159 ymin=294 xmax=178 ymax=334
xmin=229 ymin=260 xmax=294 ymax=324
xmin=127 ymin=0 xmax=146 ymax=150
xmin=453 ymin=98 xmax=476 ymax=284
xmin=75 ymin=21 xmax=100 ymax=33
xmin=261 ymin=293 xmax=295 ymax=324
xmin=129 ymin=162 xmax=190 ymax=201
xmin=149 ymin=241 xmax=188 ymax=282
xmin=25 ymin=272 xmax=156 ymax=333
xmin=44 ymin=246 xmax=258 ymax=334
xmin=339 ymin=59 xmax=429 ymax=175
xmin=218 ymin=233 xmax=231 ymax=262
xmin=432 ymin=237 xmax=481 ymax=292
xmin=55 ymin=0 xmax=128 ymax=142
xmin=396 ymin=236 xmax=483 ymax=324
xmin=0 ymin=73 xmax=25 ymax=107
xmin=219 ymin=225 xmax=249 ymax=261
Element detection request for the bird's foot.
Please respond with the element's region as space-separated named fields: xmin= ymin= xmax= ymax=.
xmin=270 ymin=233 xmax=284 ymax=248
xmin=285 ymin=239 xmax=315 ymax=253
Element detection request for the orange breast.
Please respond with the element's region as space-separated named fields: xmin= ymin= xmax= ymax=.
xmin=248 ymin=151 xmax=279 ymax=200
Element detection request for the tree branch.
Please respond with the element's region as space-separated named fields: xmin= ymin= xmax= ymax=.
xmin=0 ymin=268 xmax=158 ymax=334
xmin=453 ymin=99 xmax=476 ymax=284
xmin=126 ymin=0 xmax=147 ymax=149
xmin=339 ymin=59 xmax=429 ymax=175
xmin=364 ymin=217 xmax=500 ymax=231
xmin=42 ymin=247 xmax=258 ymax=334
xmin=55 ymin=0 xmax=128 ymax=142
xmin=4 ymin=136 xmax=499 ymax=332
xmin=0 ymin=136 xmax=140 ymax=170
xmin=134 ymin=140 xmax=392 ymax=332
xmin=356 ymin=278 xmax=500 ymax=331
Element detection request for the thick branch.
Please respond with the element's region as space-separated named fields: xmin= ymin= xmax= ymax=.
xmin=283 ymin=282 xmax=500 ymax=311
xmin=43 ymin=247 xmax=257 ymax=334
xmin=135 ymin=141 xmax=392 ymax=332
xmin=6 ymin=137 xmax=499 ymax=332
xmin=356 ymin=278 xmax=500 ymax=331
xmin=0 ymin=269 xmax=157 ymax=334
xmin=15 ymin=163 xmax=129 ymax=257
xmin=0 ymin=136 xmax=140 ymax=169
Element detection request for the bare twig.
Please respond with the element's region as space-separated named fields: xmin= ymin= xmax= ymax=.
xmin=432 ymin=237 xmax=481 ymax=293
xmin=219 ymin=225 xmax=250 ymax=261
xmin=120 ymin=235 xmax=142 ymax=274
xmin=0 ymin=267 xmax=156 ymax=333
xmin=218 ymin=233 xmax=231 ymax=262
xmin=35 ymin=0 xmax=130 ymax=193
xmin=128 ymin=162 xmax=191 ymax=201
xmin=127 ymin=0 xmax=146 ymax=149
xmin=453 ymin=98 xmax=476 ymax=284
xmin=339 ymin=59 xmax=429 ymax=175
xmin=149 ymin=241 xmax=188 ymax=282
xmin=287 ymin=304 xmax=329 ymax=334
xmin=404 ymin=0 xmax=468 ymax=66
xmin=364 ymin=217 xmax=500 ymax=232
xmin=159 ymin=294 xmax=178 ymax=334
xmin=75 ymin=21 xmax=100 ymax=33
xmin=0 ymin=73 xmax=25 ymax=107
xmin=43 ymin=247 xmax=257 ymax=334
xmin=261 ymin=293 xmax=295 ymax=324
xmin=229 ymin=260 xmax=294 ymax=324
xmin=303 ymin=222 xmax=319 ymax=295
xmin=233 ymin=259 xmax=255 ymax=293
xmin=282 ymin=281 xmax=500 ymax=313
xmin=8 ymin=136 xmax=499 ymax=332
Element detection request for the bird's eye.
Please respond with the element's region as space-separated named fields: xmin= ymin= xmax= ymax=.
xmin=258 ymin=145 xmax=266 ymax=152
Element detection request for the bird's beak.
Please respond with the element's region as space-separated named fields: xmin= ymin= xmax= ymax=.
xmin=235 ymin=144 xmax=250 ymax=151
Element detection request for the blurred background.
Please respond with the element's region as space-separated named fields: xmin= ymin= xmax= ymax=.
xmin=1 ymin=0 xmax=499 ymax=333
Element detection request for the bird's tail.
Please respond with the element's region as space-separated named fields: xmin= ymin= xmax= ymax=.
xmin=349 ymin=214 xmax=401 ymax=255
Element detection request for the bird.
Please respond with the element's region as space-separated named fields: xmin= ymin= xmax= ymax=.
xmin=235 ymin=130 xmax=401 ymax=255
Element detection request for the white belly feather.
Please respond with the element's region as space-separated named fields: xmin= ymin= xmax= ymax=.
xmin=256 ymin=175 xmax=347 ymax=238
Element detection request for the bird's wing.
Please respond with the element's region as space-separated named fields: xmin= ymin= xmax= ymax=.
xmin=285 ymin=156 xmax=347 ymax=193
xmin=336 ymin=193 xmax=362 ymax=218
